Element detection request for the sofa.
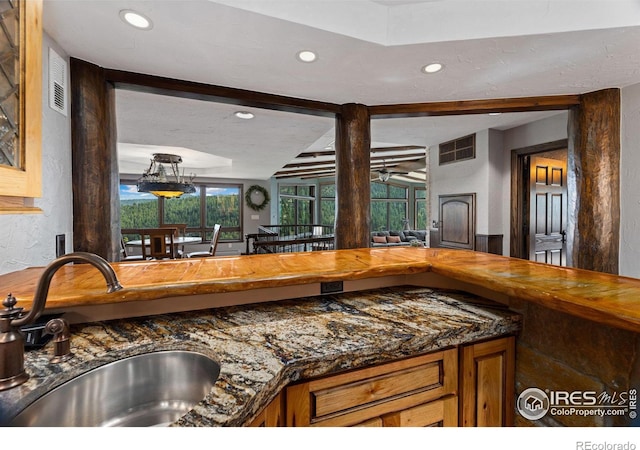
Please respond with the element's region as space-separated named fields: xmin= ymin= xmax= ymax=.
xmin=370 ymin=230 xmax=427 ymax=247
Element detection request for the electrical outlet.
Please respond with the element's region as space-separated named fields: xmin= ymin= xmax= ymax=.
xmin=321 ymin=281 xmax=343 ymax=294
xmin=56 ymin=234 xmax=66 ymax=257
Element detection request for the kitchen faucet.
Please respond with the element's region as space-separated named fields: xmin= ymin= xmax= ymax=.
xmin=0 ymin=252 xmax=123 ymax=391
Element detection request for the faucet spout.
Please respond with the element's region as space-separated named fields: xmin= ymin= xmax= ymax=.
xmin=0 ymin=252 xmax=123 ymax=391
xmin=12 ymin=252 xmax=123 ymax=328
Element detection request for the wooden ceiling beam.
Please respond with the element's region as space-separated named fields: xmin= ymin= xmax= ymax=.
xmin=368 ymin=94 xmax=580 ymax=118
xmin=368 ymin=95 xmax=580 ymax=119
xmin=105 ymin=68 xmax=340 ymax=118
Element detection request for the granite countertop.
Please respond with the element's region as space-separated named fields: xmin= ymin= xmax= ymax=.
xmin=0 ymin=286 xmax=521 ymax=426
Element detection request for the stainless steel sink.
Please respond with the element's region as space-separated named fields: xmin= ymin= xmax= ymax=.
xmin=9 ymin=350 xmax=220 ymax=427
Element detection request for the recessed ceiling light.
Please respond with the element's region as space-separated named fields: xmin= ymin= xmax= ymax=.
xmin=488 ymin=112 xmax=502 ymax=116
xmin=421 ymin=63 xmax=443 ymax=74
xmin=297 ymin=50 xmax=317 ymax=63
xmin=119 ymin=10 xmax=153 ymax=30
xmin=235 ymin=111 xmax=254 ymax=120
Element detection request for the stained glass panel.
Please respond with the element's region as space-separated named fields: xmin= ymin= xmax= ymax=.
xmin=0 ymin=0 xmax=19 ymax=168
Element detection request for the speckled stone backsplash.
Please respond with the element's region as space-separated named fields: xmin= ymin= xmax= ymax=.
xmin=0 ymin=286 xmax=520 ymax=426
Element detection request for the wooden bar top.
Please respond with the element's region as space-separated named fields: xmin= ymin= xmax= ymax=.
xmin=1 ymin=248 xmax=639 ymax=332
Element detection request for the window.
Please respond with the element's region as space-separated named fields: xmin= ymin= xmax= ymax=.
xmin=371 ymin=181 xmax=408 ymax=231
xmin=119 ymin=182 xmax=242 ymax=242
xmin=204 ymin=185 xmax=242 ymax=241
xmin=119 ymin=184 xmax=159 ymax=242
xmin=279 ymin=184 xmax=315 ymax=230
xmin=439 ymin=133 xmax=475 ymax=165
xmin=163 ymin=185 xmax=201 ymax=230
xmin=319 ymin=183 xmax=335 ymax=226
xmin=319 ymin=181 xmax=410 ymax=231
xmin=415 ymin=188 xmax=428 ymax=230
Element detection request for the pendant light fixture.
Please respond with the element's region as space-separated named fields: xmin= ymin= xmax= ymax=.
xmin=137 ymin=153 xmax=195 ymax=198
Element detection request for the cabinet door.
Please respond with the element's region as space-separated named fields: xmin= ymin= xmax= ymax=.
xmin=248 ymin=393 xmax=284 ymax=427
xmin=460 ymin=336 xmax=515 ymax=426
xmin=353 ymin=417 xmax=383 ymax=427
xmin=0 ymin=0 xmax=42 ymax=212
xmin=438 ymin=193 xmax=476 ymax=250
xmin=286 ymin=349 xmax=457 ymax=427
xmin=382 ymin=396 xmax=458 ymax=427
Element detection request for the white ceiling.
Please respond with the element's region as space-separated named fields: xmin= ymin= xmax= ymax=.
xmin=42 ymin=0 xmax=640 ymax=181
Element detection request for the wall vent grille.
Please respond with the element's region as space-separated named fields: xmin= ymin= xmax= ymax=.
xmin=439 ymin=134 xmax=476 ymax=165
xmin=48 ymin=48 xmax=68 ymax=116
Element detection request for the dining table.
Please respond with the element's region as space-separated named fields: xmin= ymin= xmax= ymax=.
xmin=125 ymin=236 xmax=202 ymax=247
xmin=125 ymin=236 xmax=202 ymax=259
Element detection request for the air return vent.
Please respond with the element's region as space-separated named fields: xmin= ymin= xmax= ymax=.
xmin=48 ymin=48 xmax=67 ymax=116
xmin=439 ymin=133 xmax=475 ymax=165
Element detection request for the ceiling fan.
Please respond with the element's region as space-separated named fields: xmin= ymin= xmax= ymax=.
xmin=373 ymin=160 xmax=408 ymax=182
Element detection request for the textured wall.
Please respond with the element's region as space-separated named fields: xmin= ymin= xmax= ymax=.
xmin=0 ymin=33 xmax=72 ymax=275
xmin=429 ymin=115 xmax=570 ymax=254
xmin=620 ymin=82 xmax=640 ymax=278
xmin=501 ymin=112 xmax=569 ymax=257
xmin=430 ymin=129 xmax=490 ymax=234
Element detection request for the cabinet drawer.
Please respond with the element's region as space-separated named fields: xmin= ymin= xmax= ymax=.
xmin=314 ymin=360 xmax=441 ymax=417
xmin=382 ymin=396 xmax=458 ymax=427
xmin=286 ymin=348 xmax=457 ymax=426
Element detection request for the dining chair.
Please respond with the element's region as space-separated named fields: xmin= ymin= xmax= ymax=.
xmin=119 ymin=237 xmax=144 ymax=261
xmin=141 ymin=228 xmax=177 ymax=260
xmin=187 ymin=224 xmax=221 ymax=258
xmin=162 ymin=223 xmax=187 ymax=257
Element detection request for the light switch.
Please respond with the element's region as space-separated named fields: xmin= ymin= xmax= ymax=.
xmin=251 ymin=215 xmax=259 ymax=220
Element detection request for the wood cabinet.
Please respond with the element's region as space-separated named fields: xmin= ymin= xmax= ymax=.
xmin=475 ymin=234 xmax=504 ymax=255
xmin=248 ymin=392 xmax=285 ymax=427
xmin=381 ymin=396 xmax=458 ymax=427
xmin=250 ymin=335 xmax=515 ymax=427
xmin=459 ymin=336 xmax=516 ymax=427
xmin=285 ymin=349 xmax=458 ymax=427
xmin=437 ymin=193 xmax=476 ymax=250
xmin=0 ymin=0 xmax=43 ymax=213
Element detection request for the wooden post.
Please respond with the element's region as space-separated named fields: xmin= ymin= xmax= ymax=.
xmin=567 ymin=88 xmax=620 ymax=274
xmin=335 ymin=104 xmax=371 ymax=249
xmin=70 ymin=58 xmax=121 ymax=261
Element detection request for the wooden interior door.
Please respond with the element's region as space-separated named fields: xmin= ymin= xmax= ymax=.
xmin=438 ymin=193 xmax=476 ymax=250
xmin=529 ymin=156 xmax=567 ymax=266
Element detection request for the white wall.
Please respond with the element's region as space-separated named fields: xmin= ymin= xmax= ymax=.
xmin=430 ymin=129 xmax=492 ymax=234
xmin=620 ymin=82 xmax=640 ymax=278
xmin=500 ymin=112 xmax=569 ymax=255
xmin=502 ymin=112 xmax=568 ymax=151
xmin=487 ymin=129 xmax=504 ymax=233
xmin=0 ymin=33 xmax=73 ymax=275
xmin=429 ymin=113 xmax=568 ymax=256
